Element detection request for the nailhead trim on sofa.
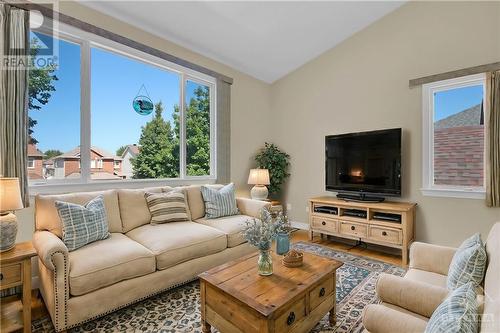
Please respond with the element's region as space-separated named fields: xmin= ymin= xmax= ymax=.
xmin=50 ymin=251 xmax=68 ymax=331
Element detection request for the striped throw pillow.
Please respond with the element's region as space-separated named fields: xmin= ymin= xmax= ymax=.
xmin=145 ymin=191 xmax=189 ymax=224
xmin=200 ymin=183 xmax=239 ymax=219
xmin=55 ymin=195 xmax=110 ymax=251
xmin=425 ymin=282 xmax=479 ymax=333
xmin=447 ymin=233 xmax=487 ymax=290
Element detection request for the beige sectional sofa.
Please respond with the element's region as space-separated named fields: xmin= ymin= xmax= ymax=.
xmin=32 ymin=185 xmax=269 ymax=332
xmin=363 ymin=222 xmax=500 ymax=333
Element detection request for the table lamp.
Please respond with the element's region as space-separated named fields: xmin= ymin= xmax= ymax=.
xmin=0 ymin=178 xmax=24 ymax=252
xmin=248 ymin=169 xmax=270 ymax=200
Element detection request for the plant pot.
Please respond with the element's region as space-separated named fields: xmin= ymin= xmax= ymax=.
xmin=276 ymin=232 xmax=290 ymax=255
xmin=258 ymin=249 xmax=273 ymax=276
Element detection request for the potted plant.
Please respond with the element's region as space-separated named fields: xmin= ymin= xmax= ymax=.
xmin=254 ymin=143 xmax=290 ymax=199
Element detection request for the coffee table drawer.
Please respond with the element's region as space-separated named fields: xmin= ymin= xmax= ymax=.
xmin=309 ymin=275 xmax=334 ymax=311
xmin=0 ymin=263 xmax=22 ymax=289
xmin=340 ymin=222 xmax=367 ymax=238
xmin=274 ymin=297 xmax=306 ymax=333
xmin=311 ymin=216 xmax=338 ymax=233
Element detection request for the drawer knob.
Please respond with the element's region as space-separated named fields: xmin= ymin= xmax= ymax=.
xmin=287 ymin=312 xmax=295 ymax=326
xmin=0 ymin=273 xmax=3 ymax=281
xmin=322 ymin=221 xmax=326 ymax=226
xmin=382 ymin=231 xmax=387 ymax=236
xmin=351 ymin=226 xmax=355 ymax=231
xmin=319 ymin=287 xmax=326 ymax=297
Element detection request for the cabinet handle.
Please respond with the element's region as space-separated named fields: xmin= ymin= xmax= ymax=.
xmin=0 ymin=273 xmax=3 ymax=281
xmin=287 ymin=312 xmax=295 ymax=326
xmin=319 ymin=287 xmax=326 ymax=297
xmin=322 ymin=221 xmax=326 ymax=226
xmin=351 ymin=226 xmax=355 ymax=231
xmin=382 ymin=231 xmax=387 ymax=236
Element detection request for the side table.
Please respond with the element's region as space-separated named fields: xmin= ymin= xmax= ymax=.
xmin=0 ymin=241 xmax=37 ymax=333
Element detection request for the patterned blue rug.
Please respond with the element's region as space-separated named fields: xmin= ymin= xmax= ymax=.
xmin=32 ymin=241 xmax=405 ymax=333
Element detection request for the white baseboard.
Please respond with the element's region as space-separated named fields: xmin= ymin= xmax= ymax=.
xmin=291 ymin=221 xmax=309 ymax=230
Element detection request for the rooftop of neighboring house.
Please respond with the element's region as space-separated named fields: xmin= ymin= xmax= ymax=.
xmin=28 ymin=143 xmax=44 ymax=157
xmin=434 ymin=104 xmax=483 ymax=129
xmin=54 ymin=146 xmax=122 ymax=161
xmin=122 ymin=144 xmax=140 ymax=157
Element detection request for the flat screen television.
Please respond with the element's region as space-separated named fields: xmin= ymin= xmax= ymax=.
xmin=325 ymin=128 xmax=401 ymax=202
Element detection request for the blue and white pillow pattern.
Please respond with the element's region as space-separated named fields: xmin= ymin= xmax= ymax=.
xmin=55 ymin=195 xmax=110 ymax=251
xmin=425 ymin=282 xmax=479 ymax=333
xmin=447 ymin=233 xmax=487 ymax=290
xmin=200 ymin=183 xmax=239 ymax=219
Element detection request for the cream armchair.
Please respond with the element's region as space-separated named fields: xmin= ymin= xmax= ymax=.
xmin=363 ymin=222 xmax=500 ymax=333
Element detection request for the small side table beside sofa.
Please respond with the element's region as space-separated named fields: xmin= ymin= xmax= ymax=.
xmin=0 ymin=241 xmax=37 ymax=333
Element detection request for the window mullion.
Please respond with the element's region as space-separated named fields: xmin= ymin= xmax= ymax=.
xmin=80 ymin=40 xmax=91 ymax=182
xmin=179 ymin=74 xmax=186 ymax=179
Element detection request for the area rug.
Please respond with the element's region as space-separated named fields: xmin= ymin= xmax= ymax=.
xmin=32 ymin=241 xmax=405 ymax=333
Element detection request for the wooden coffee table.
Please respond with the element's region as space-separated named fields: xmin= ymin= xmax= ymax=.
xmin=199 ymin=251 xmax=342 ymax=333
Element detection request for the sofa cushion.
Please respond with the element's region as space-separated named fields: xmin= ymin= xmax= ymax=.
xmin=195 ymin=214 xmax=252 ymax=247
xmin=68 ymin=233 xmax=155 ymax=296
xmin=126 ymin=222 xmax=227 ymax=270
xmin=35 ymin=189 xmax=122 ymax=237
xmin=118 ymin=187 xmax=171 ymax=232
xmin=447 ymin=233 xmax=487 ymax=290
xmin=145 ymin=191 xmax=189 ymax=224
xmin=55 ymin=195 xmax=110 ymax=251
xmin=184 ymin=185 xmax=223 ymax=220
xmin=201 ymin=183 xmax=239 ymax=219
xmin=405 ymin=268 xmax=448 ymax=289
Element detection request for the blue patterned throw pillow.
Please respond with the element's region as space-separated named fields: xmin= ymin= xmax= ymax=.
xmin=447 ymin=233 xmax=487 ymax=290
xmin=200 ymin=183 xmax=239 ymax=219
xmin=55 ymin=195 xmax=110 ymax=251
xmin=425 ymin=282 xmax=478 ymax=333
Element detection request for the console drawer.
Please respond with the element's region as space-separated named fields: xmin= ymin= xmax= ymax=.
xmin=309 ymin=275 xmax=334 ymax=311
xmin=369 ymin=226 xmax=402 ymax=245
xmin=274 ymin=296 xmax=306 ymax=333
xmin=340 ymin=222 xmax=367 ymax=238
xmin=311 ymin=216 xmax=338 ymax=233
xmin=0 ymin=263 xmax=22 ymax=289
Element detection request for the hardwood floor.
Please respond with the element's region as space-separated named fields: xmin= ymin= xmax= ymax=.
xmin=291 ymin=229 xmax=404 ymax=267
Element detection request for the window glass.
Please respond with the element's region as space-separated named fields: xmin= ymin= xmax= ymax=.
xmin=185 ymin=80 xmax=211 ymax=176
xmin=433 ymin=84 xmax=484 ymax=187
xmin=90 ymin=47 xmax=181 ymax=180
xmin=28 ymin=33 xmax=81 ymax=183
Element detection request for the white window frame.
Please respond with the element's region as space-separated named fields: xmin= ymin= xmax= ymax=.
xmin=421 ymin=73 xmax=486 ymax=199
xmin=29 ymin=21 xmax=217 ymax=194
xmin=27 ymin=157 xmax=35 ymax=169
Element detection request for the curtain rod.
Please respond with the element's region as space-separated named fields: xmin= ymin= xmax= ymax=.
xmin=409 ymin=61 xmax=500 ymax=88
xmin=4 ymin=1 xmax=234 ymax=85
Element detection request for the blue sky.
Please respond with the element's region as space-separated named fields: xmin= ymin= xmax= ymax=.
xmin=434 ymin=85 xmax=483 ymax=121
xmin=31 ymin=37 xmax=203 ymax=155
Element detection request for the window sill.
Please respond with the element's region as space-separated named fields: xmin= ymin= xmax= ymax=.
xmin=421 ymin=187 xmax=485 ymax=199
xmin=29 ymin=177 xmax=217 ymax=195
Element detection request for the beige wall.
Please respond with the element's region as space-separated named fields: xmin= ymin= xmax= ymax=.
xmin=16 ymin=1 xmax=271 ymax=242
xmin=269 ymin=1 xmax=500 ymax=246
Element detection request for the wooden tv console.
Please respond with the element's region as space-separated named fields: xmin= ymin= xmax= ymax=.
xmin=308 ymin=197 xmax=416 ymax=266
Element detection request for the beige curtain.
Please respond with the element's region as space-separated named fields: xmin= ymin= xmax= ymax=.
xmin=0 ymin=4 xmax=30 ymax=206
xmin=216 ymin=79 xmax=231 ymax=184
xmin=485 ymin=71 xmax=500 ymax=207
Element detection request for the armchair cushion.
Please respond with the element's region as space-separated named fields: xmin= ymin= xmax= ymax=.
xmin=363 ymin=303 xmax=428 ymax=333
xmin=376 ymin=273 xmax=449 ymax=318
xmin=447 ymin=233 xmax=487 ymax=290
xmin=405 ymin=269 xmax=447 ymax=289
xmin=409 ymin=242 xmax=457 ymax=276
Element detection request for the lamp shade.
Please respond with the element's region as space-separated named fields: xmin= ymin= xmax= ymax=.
xmin=248 ymin=169 xmax=270 ymax=185
xmin=0 ymin=178 xmax=24 ymax=212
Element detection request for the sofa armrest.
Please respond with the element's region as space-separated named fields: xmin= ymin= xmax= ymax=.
xmin=236 ymin=197 xmax=271 ymax=218
xmin=32 ymin=231 xmax=70 ymax=331
xmin=409 ymin=242 xmax=457 ymax=276
xmin=33 ymin=230 xmax=69 ymax=271
xmin=376 ymin=273 xmax=449 ymax=318
xmin=363 ymin=304 xmax=428 ymax=333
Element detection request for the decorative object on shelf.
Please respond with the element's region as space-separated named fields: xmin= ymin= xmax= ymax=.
xmin=282 ymin=249 xmax=304 ymax=268
xmin=248 ymin=168 xmax=270 ymax=200
xmin=275 ymin=212 xmax=291 ymax=255
xmin=242 ymin=208 xmax=289 ymax=276
xmin=0 ymin=178 xmax=24 ymax=252
xmin=254 ymin=142 xmax=290 ymax=199
xmin=132 ymin=84 xmax=154 ymax=115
